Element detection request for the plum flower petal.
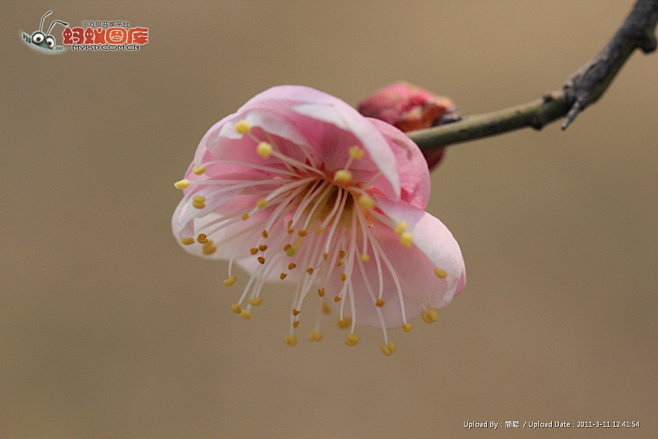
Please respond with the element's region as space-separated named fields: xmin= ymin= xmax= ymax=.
xmin=172 ymin=85 xmax=466 ymax=354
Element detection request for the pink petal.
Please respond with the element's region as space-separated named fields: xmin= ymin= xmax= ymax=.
xmin=367 ymin=117 xmax=430 ymax=209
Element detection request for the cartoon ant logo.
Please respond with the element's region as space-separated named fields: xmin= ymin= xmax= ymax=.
xmin=21 ymin=10 xmax=68 ymax=53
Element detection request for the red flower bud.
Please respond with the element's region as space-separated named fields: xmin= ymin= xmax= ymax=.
xmin=358 ymin=82 xmax=460 ymax=170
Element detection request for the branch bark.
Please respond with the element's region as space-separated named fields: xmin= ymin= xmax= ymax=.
xmin=408 ymin=0 xmax=658 ymax=151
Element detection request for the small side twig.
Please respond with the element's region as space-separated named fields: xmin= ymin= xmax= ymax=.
xmin=408 ymin=0 xmax=658 ymax=151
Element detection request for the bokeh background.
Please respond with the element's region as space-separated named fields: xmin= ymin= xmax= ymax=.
xmin=2 ymin=1 xmax=657 ymax=438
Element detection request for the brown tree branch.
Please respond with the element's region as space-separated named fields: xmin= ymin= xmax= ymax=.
xmin=408 ymin=0 xmax=658 ymax=151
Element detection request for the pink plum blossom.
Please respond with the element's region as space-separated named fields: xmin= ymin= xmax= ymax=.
xmin=172 ymin=85 xmax=465 ymax=355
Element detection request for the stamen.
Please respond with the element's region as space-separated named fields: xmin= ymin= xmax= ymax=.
xmin=231 ymin=303 xmax=242 ymax=314
xmin=395 ymin=221 xmax=408 ymax=235
xmin=258 ymin=245 xmax=267 ymax=252
xmin=261 ymin=230 xmax=269 ymax=238
xmin=240 ymin=309 xmax=252 ymax=319
xmin=334 ymin=169 xmax=352 ymax=184
xmin=348 ymin=146 xmax=365 ymax=160
xmin=337 ymin=317 xmax=351 ymax=328
xmin=192 ymin=166 xmax=205 ymax=175
xmin=241 ymin=213 xmax=250 ymax=220
xmin=359 ymin=253 xmax=370 ymax=262
xmin=421 ymin=308 xmax=439 ymax=323
xmin=345 ymin=333 xmax=360 ymax=346
xmin=358 ymin=194 xmax=375 ymax=210
xmin=280 ymin=273 xmax=287 ymax=280
xmin=284 ymin=335 xmax=298 ymax=346
xmin=202 ymin=241 xmax=217 ymax=255
xmin=306 ymin=267 xmax=314 ymax=275
xmin=174 ymin=179 xmax=189 ymax=189
xmin=234 ymin=120 xmax=251 ymax=134
xmin=249 ymin=297 xmax=263 ymax=306
xmin=256 ymin=142 xmax=273 ymax=158
xmin=380 ymin=341 xmax=396 ymax=356
xmin=376 ymin=299 xmax=385 ymax=307
xmin=434 ymin=268 xmax=448 ymax=279
xmin=223 ymin=275 xmax=238 ymax=286
xmin=399 ymin=232 xmax=413 ymax=247
xmin=402 ymin=323 xmax=412 ymax=332
xmin=179 ymin=237 xmax=195 ymax=245
xmin=250 ymin=248 xmax=258 ymax=255
xmin=257 ymin=256 xmax=265 ymax=264
xmin=256 ymin=198 xmax=268 ymax=209
xmin=307 ymin=331 xmax=323 ymax=342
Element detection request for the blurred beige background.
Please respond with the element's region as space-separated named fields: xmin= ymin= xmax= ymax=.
xmin=2 ymin=1 xmax=657 ymax=438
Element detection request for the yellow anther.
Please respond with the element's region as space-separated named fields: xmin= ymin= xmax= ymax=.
xmin=280 ymin=273 xmax=287 ymax=280
xmin=256 ymin=198 xmax=268 ymax=209
xmin=345 ymin=333 xmax=360 ymax=346
xmin=286 ymin=246 xmax=297 ymax=256
xmin=359 ymin=253 xmax=370 ymax=262
xmin=179 ymin=237 xmax=195 ymax=246
xmin=202 ymin=243 xmax=217 ymax=255
xmin=235 ymin=120 xmax=251 ymax=134
xmin=381 ymin=341 xmax=396 ymax=356
xmin=223 ymin=275 xmax=238 ymax=286
xmin=287 ymin=228 xmax=294 ymax=234
xmin=376 ymin=299 xmax=385 ymax=307
xmin=288 ymin=263 xmax=296 ymax=270
xmin=192 ymin=165 xmax=205 ymax=175
xmin=402 ymin=323 xmax=412 ymax=333
xmin=334 ymin=296 xmax=342 ymax=303
xmin=293 ymin=321 xmax=299 ymax=328
xmin=340 ymin=272 xmax=347 ymax=282
xmin=321 ymin=301 xmax=332 ymax=315
xmin=256 ymin=142 xmax=272 ymax=158
xmin=258 ymin=244 xmax=267 ymax=252
xmin=196 ymin=233 xmax=208 ymax=244
xmin=241 ymin=213 xmax=250 ymax=221
xmin=400 ymin=232 xmax=413 ymax=247
xmin=192 ymin=195 xmax=206 ymax=209
xmin=174 ymin=179 xmax=189 ymax=189
xmin=333 ymin=169 xmax=352 ymax=184
xmin=315 ymin=226 xmax=324 ymax=235
xmin=306 ymin=267 xmax=314 ymax=275
xmin=323 ymin=253 xmax=329 ymax=261
xmin=249 ymin=297 xmax=263 ymax=306
xmin=421 ymin=308 xmax=439 ymax=323
xmin=348 ymin=146 xmax=365 ymax=160
xmin=434 ymin=268 xmax=448 ymax=279
xmin=261 ymin=230 xmax=269 ymax=239
xmin=297 ymin=229 xmax=308 ymax=237
xmin=339 ymin=250 xmax=346 ymax=259
xmin=230 ymin=303 xmax=242 ymax=314
xmin=257 ymin=256 xmax=265 ymax=264
xmin=250 ymin=247 xmax=258 ymax=255
xmin=336 ymin=261 xmax=344 ymax=267
xmin=283 ymin=244 xmax=292 ymax=252
xmin=337 ymin=317 xmax=352 ymax=328
xmin=284 ymin=334 xmax=298 ymax=346
xmin=308 ymin=331 xmax=323 ymax=342
xmin=317 ymin=288 xmax=325 ymax=297
xmin=358 ymin=194 xmax=375 ymax=210
xmin=292 ymin=308 xmax=300 ymax=316
xmin=395 ymin=221 xmax=408 ymax=235
xmin=240 ymin=309 xmax=251 ymax=320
